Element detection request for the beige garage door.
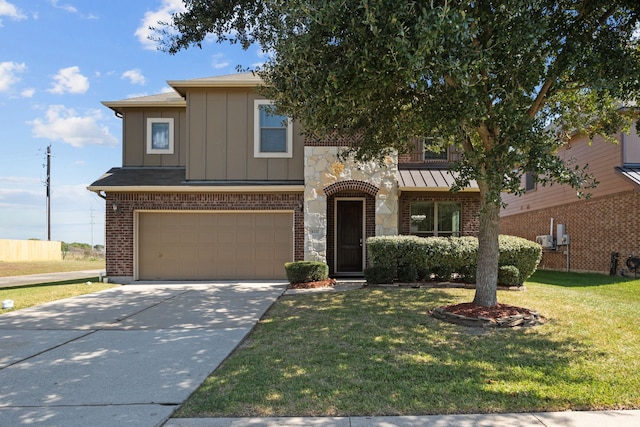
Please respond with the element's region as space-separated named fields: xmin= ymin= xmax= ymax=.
xmin=137 ymin=212 xmax=293 ymax=280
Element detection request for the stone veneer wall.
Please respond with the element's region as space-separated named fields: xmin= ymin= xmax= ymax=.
xmin=500 ymin=189 xmax=640 ymax=273
xmin=303 ymin=146 xmax=398 ymax=263
xmin=105 ymin=192 xmax=304 ymax=280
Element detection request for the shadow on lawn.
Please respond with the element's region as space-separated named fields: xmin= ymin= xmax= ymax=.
xmin=183 ymin=288 xmax=599 ymax=417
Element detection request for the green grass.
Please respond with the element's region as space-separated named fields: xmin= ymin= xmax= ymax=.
xmin=0 ymin=280 xmax=118 ymax=312
xmin=176 ymin=270 xmax=640 ymax=417
xmin=0 ymin=259 xmax=105 ymax=277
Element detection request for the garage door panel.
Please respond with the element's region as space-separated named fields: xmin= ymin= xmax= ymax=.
xmin=138 ymin=212 xmax=293 ymax=280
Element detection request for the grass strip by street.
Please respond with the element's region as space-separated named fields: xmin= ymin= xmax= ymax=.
xmin=0 ymin=259 xmax=106 ymax=277
xmin=0 ymin=281 xmax=118 ymax=312
xmin=176 ymin=270 xmax=640 ymax=417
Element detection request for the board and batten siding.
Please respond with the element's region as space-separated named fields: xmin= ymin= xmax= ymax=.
xmin=122 ymin=108 xmax=187 ymax=167
xmin=501 ymin=132 xmax=633 ymax=217
xmin=185 ymin=88 xmax=304 ymax=181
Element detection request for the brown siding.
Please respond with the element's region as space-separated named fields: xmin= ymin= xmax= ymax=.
xmin=185 ymin=88 xmax=304 ymax=181
xmin=105 ymin=192 xmax=304 ymax=278
xmin=502 ymin=133 xmax=631 ymax=217
xmin=500 ymin=190 xmax=640 ymax=273
xmin=187 ymin=92 xmax=207 ymax=179
xmin=398 ymin=192 xmax=481 ymax=236
xmin=122 ymin=108 xmax=186 ymax=167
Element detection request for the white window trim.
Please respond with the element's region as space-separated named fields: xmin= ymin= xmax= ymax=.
xmin=410 ymin=201 xmax=461 ymax=237
xmin=146 ymin=118 xmax=174 ymax=154
xmin=254 ymin=99 xmax=293 ymax=158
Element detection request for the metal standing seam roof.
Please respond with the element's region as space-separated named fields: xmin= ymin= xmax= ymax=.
xmin=397 ymin=169 xmax=479 ymax=191
xmin=615 ymin=166 xmax=640 ymax=186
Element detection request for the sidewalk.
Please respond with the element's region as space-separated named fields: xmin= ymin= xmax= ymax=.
xmin=165 ymin=410 xmax=640 ymax=426
xmin=0 ymin=269 xmax=104 ymax=288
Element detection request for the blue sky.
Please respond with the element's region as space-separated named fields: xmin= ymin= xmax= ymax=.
xmin=1 ymin=0 xmax=261 ymax=246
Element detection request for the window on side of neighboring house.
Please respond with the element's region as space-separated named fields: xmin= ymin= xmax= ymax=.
xmin=525 ymin=171 xmax=536 ymax=192
xmin=254 ymin=100 xmax=293 ymax=158
xmin=146 ymin=118 xmax=174 ymax=154
xmin=410 ymin=201 xmax=461 ymax=237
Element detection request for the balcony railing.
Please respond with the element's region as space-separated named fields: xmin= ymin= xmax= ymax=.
xmin=399 ymin=149 xmax=462 ymax=166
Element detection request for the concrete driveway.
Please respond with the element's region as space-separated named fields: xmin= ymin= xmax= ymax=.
xmin=0 ymin=282 xmax=286 ymax=426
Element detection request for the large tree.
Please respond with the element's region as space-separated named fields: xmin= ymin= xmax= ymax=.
xmin=157 ymin=0 xmax=640 ymax=307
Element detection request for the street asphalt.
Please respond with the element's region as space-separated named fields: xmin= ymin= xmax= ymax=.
xmin=0 ymin=271 xmax=638 ymax=426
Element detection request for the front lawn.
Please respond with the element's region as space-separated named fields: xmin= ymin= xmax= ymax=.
xmin=0 ymin=259 xmax=105 ymax=277
xmin=0 ymin=282 xmax=118 ymax=312
xmin=176 ymin=270 xmax=640 ymax=417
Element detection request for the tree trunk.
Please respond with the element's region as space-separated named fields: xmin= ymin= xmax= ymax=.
xmin=473 ymin=182 xmax=500 ymax=307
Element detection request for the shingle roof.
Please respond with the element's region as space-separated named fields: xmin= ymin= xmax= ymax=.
xmin=397 ymin=168 xmax=479 ymax=191
xmin=89 ymin=167 xmax=186 ymax=187
xmin=87 ymin=167 xmax=304 ymax=192
xmin=102 ymin=91 xmax=186 ymax=113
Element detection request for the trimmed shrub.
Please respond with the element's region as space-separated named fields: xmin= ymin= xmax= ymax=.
xmin=498 ymin=235 xmax=542 ymax=282
xmin=458 ymin=264 xmax=477 ymax=283
xmin=364 ymin=265 xmax=396 ymax=284
xmin=366 ymin=234 xmax=541 ymax=285
xmin=367 ymin=236 xmax=399 ymax=271
xmin=498 ymin=265 xmax=521 ymax=286
xmin=284 ymin=261 xmax=329 ymax=283
xmin=397 ymin=264 xmax=418 ymax=283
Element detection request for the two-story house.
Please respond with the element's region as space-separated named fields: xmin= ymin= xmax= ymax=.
xmin=500 ymin=124 xmax=640 ymax=274
xmin=88 ymin=73 xmax=481 ymax=282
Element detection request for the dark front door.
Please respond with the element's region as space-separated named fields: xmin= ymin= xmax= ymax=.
xmin=336 ymin=200 xmax=364 ymax=273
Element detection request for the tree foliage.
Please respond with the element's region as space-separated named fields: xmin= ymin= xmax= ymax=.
xmin=157 ymin=0 xmax=640 ymax=306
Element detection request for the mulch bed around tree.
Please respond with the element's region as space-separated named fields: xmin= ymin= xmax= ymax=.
xmin=432 ymin=302 xmax=546 ymax=328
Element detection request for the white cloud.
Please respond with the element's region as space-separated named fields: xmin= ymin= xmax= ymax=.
xmin=121 ymin=68 xmax=146 ymax=85
xmin=211 ymin=53 xmax=230 ymax=69
xmin=29 ymin=105 xmax=119 ymax=148
xmin=0 ymin=61 xmax=26 ymax=92
xmin=135 ymin=0 xmax=186 ymax=50
xmin=48 ymin=66 xmax=89 ymax=94
xmin=21 ymin=87 xmax=35 ymax=97
xmin=49 ymin=0 xmax=76 ymax=14
xmin=48 ymin=1 xmax=97 ymax=20
xmin=0 ymin=0 xmax=27 ymax=26
xmin=0 ymin=176 xmax=41 ymax=185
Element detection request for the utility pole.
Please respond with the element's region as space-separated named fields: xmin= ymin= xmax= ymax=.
xmin=45 ymin=144 xmax=51 ymax=241
xmin=90 ymin=206 xmax=95 ymax=256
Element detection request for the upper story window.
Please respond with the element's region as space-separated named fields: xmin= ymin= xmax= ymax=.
xmin=410 ymin=201 xmax=461 ymax=237
xmin=146 ymin=118 xmax=174 ymax=154
xmin=254 ymin=100 xmax=293 ymax=158
xmin=423 ymin=139 xmax=448 ymax=161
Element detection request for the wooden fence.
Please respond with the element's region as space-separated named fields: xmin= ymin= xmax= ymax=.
xmin=0 ymin=239 xmax=62 ymax=261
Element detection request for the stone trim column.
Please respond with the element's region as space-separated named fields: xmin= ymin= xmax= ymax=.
xmin=303 ymin=146 xmax=398 ymax=262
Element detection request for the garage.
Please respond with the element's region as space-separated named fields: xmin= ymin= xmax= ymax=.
xmin=137 ymin=212 xmax=293 ymax=280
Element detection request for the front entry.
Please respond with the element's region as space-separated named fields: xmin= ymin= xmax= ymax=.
xmin=335 ymin=199 xmax=364 ymax=274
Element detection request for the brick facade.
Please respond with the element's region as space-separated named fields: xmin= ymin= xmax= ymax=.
xmin=500 ymin=190 xmax=640 ymax=273
xmin=399 ymin=192 xmax=481 ymax=236
xmin=105 ymin=192 xmax=304 ymax=278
